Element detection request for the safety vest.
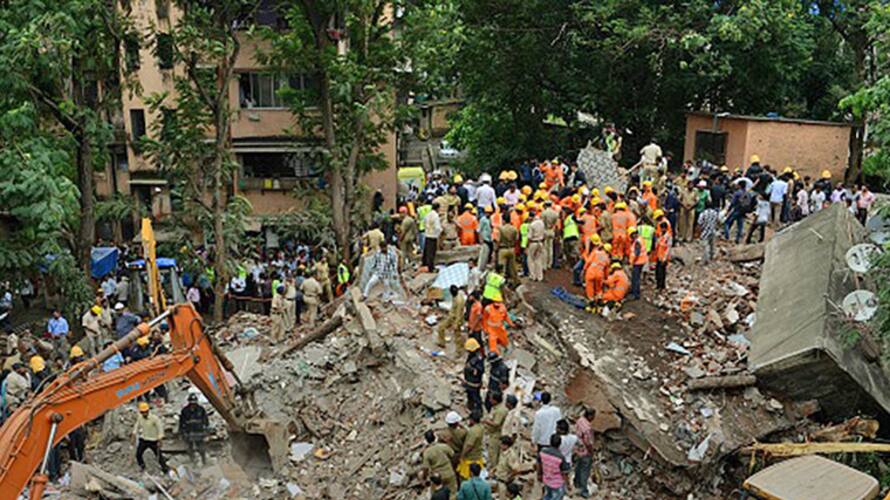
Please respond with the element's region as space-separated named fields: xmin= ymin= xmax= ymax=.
xmin=483 ymin=272 xmax=505 ymax=302
xmin=520 ymin=222 xmax=529 ymax=248
xmin=631 ymin=239 xmax=649 ymax=266
xmin=417 ymin=204 xmax=432 ymax=231
xmin=639 ymin=224 xmax=655 ymax=252
xmin=271 ymin=279 xmax=281 ymax=297
xmin=337 ymin=263 xmax=350 ymax=284
xmin=563 ymin=216 xmax=579 ymax=240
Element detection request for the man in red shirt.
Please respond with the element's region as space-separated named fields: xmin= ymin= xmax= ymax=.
xmin=573 ymin=408 xmax=596 ymax=497
xmin=538 ymin=434 xmax=571 ymax=498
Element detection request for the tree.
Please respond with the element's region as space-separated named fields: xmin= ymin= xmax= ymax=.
xmin=0 ymin=0 xmax=130 ymax=274
xmin=261 ymin=1 xmax=404 ymax=259
xmin=142 ymin=0 xmax=256 ymax=322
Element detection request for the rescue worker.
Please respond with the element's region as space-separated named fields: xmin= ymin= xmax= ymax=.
xmin=483 ymin=300 xmax=514 ymax=355
xmin=629 ymin=227 xmax=648 ymax=300
xmin=270 ymin=284 xmax=287 ymax=342
xmin=438 ymin=285 xmax=467 ymax=350
xmin=336 ymin=258 xmax=350 ymax=297
xmin=300 ymin=273 xmax=323 ymax=327
xmin=603 ymin=263 xmax=630 ymax=309
xmin=442 ymin=411 xmax=467 ymax=467
xmin=527 ymin=209 xmax=546 ymax=282
xmin=641 ymin=180 xmax=658 ymax=211
xmin=179 ymin=393 xmax=209 ymax=464
xmin=610 ymin=201 xmax=637 ymax=260
xmin=482 ymin=271 xmax=506 ymax=304
xmin=487 ymin=351 xmax=510 ymax=409
xmin=463 ymin=339 xmax=485 ymax=414
xmin=562 ymin=209 xmax=581 ymax=266
xmin=583 ymin=238 xmax=610 ymax=304
xmin=314 ymin=253 xmax=334 ymax=303
xmin=134 ymin=401 xmax=169 ymax=473
xmin=456 ymin=203 xmax=479 ymax=246
xmin=467 ymin=291 xmax=484 ymax=351
xmin=541 ymin=200 xmax=559 ymax=269
xmin=68 ymin=345 xmax=86 ymax=368
xmin=81 ymin=305 xmax=103 ymax=357
xmin=458 ymin=409 xmax=485 ymax=481
xmin=597 ymin=198 xmax=613 ymax=249
xmin=482 ymin=390 xmax=508 ymax=471
xmin=654 ymin=220 xmax=672 ymax=290
xmin=579 ymin=207 xmax=598 ymax=244
xmin=496 ymin=216 xmax=519 ymax=285
xmin=421 ymin=430 xmax=457 ymax=497
xmin=441 ymin=212 xmax=460 ymax=251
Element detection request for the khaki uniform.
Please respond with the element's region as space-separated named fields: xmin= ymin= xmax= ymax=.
xmin=437 ymin=290 xmax=466 ymax=349
xmin=484 ymin=402 xmax=509 ymax=470
xmin=283 ymin=282 xmax=297 ymax=331
xmin=527 ymin=218 xmax=546 ymax=281
xmin=314 ymin=261 xmax=333 ymax=303
xmin=497 ymin=224 xmax=519 ymax=284
xmin=598 ymin=210 xmax=613 ymax=242
xmin=502 ymin=407 xmax=522 ymax=440
xmin=441 ymin=220 xmax=459 ymax=250
xmin=398 ymin=215 xmax=417 ymax=269
xmin=678 ymin=187 xmax=697 ymax=242
xmin=422 ymin=443 xmax=457 ymax=498
xmin=441 ymin=426 xmax=467 ymax=466
xmin=365 ymin=228 xmax=385 ymax=253
xmin=458 ymin=423 xmax=485 ymax=479
xmin=81 ymin=311 xmax=102 ymax=356
xmin=4 ymin=371 xmax=30 ymax=411
xmin=542 ymin=208 xmax=559 ymax=270
xmin=300 ymin=277 xmax=323 ymax=326
xmin=270 ymin=293 xmax=287 ymax=342
xmin=494 ymin=445 xmax=522 ymax=485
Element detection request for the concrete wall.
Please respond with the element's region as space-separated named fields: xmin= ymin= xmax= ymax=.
xmin=684 ymin=114 xmax=851 ymax=180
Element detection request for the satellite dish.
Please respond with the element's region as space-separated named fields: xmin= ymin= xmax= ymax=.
xmin=845 ymin=243 xmax=881 ymax=273
xmin=842 ymin=290 xmax=878 ymax=322
xmin=866 ymin=215 xmax=890 ymax=245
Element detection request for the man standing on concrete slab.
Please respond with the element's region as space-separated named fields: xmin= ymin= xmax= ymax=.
xmin=423 ymin=202 xmax=442 ymax=270
xmin=134 ymin=401 xmax=169 ymax=474
xmin=463 ymin=339 xmax=485 ymax=414
xmin=482 ymin=391 xmax=508 ymax=470
xmin=573 ymin=408 xmax=596 ymax=498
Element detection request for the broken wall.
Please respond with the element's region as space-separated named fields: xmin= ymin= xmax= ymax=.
xmin=576 ymin=142 xmax=627 ymax=192
xmin=750 ymin=205 xmax=890 ymax=419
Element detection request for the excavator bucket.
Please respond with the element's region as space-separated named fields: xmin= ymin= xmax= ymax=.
xmin=230 ymin=418 xmax=290 ymax=474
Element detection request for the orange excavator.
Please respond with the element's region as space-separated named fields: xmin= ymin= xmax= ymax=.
xmin=0 ymin=304 xmax=287 ymax=499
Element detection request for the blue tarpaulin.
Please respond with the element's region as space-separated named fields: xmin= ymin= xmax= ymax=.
xmin=127 ymin=258 xmax=177 ymax=270
xmin=90 ymin=247 xmax=119 ymax=279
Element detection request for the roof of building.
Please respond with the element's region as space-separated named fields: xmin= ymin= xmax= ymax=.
xmin=687 ymin=111 xmax=852 ymax=128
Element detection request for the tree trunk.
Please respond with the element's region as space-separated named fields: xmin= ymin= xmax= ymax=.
xmin=319 ymin=69 xmax=351 ymax=260
xmin=75 ymin=127 xmax=96 ymax=276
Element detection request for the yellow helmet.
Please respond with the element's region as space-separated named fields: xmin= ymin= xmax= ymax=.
xmin=627 ymin=226 xmax=638 ymax=235
xmin=653 ymin=209 xmax=665 ymax=219
xmin=577 ymin=207 xmax=587 ymax=215
xmin=782 ymin=166 xmax=793 ymax=174
xmin=720 ymin=165 xmax=729 ymax=172
xmin=70 ymin=345 xmax=84 ymax=359
xmin=484 ymin=205 xmax=494 ymax=213
xmin=518 ymin=193 xmax=528 ymax=202
xmin=821 ymin=170 xmax=832 ymax=179
xmin=603 ymin=243 xmax=613 ymax=252
xmin=138 ymin=402 xmax=150 ymax=412
xmin=534 ymin=192 xmax=546 ymax=201
xmin=604 ymin=186 xmax=615 ymax=194
xmin=590 ymin=234 xmax=602 ymax=243
xmin=496 ymin=197 xmax=507 ymax=205
xmin=750 ymin=154 xmax=760 ymax=163
xmin=521 ymin=186 xmax=532 ymax=195
xmin=136 ymin=335 xmax=150 ymax=347
xmin=465 ymin=338 xmax=480 ymax=352
xmin=591 ymin=197 xmax=603 ymax=206
xmin=515 ymin=203 xmax=526 ymax=211
xmin=453 ymin=174 xmax=463 ymax=183
xmin=29 ymin=355 xmax=45 ymax=373
xmin=642 ymin=180 xmax=653 ymax=187
xmin=580 ymin=186 xmax=590 ymax=196
xmin=499 ymin=171 xmax=510 ymax=181
xmin=615 ymin=201 xmax=627 ymax=210
xmin=90 ymin=305 xmax=102 ymax=315
xmin=464 ymin=202 xmax=474 ymax=210
xmin=507 ymin=171 xmax=518 ymax=180
xmin=538 ymin=182 xmax=547 ymax=189
xmin=591 ymin=188 xmax=600 ymax=197
xmin=793 ymin=172 xmax=800 ymax=180
xmin=571 ymin=194 xmax=581 ymax=203
xmin=611 ymin=262 xmax=622 ymax=270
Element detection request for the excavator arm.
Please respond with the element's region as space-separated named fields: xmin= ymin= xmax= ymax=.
xmin=0 ymin=304 xmax=285 ymax=499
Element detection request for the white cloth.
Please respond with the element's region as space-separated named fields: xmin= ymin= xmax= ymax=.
xmin=796 ymin=189 xmax=810 ymax=216
xmin=640 ymin=143 xmax=662 ymax=165
xmin=558 ymin=433 xmax=579 ymax=465
xmin=531 ymin=404 xmax=562 ymax=446
xmin=811 ymin=190 xmax=826 ymax=212
xmin=475 ymin=184 xmax=496 ymax=210
xmin=768 ymin=180 xmax=787 ymax=204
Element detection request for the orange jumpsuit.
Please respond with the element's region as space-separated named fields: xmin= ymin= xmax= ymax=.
xmin=510 ymin=211 xmax=522 ymax=230
xmin=642 ymin=190 xmax=658 ymax=211
xmin=492 ymin=211 xmax=503 ymax=241
xmin=580 ymin=213 xmax=598 ymax=243
xmin=456 ymin=211 xmax=479 ymax=245
xmin=610 ymin=210 xmax=637 ymax=259
xmin=603 ymin=269 xmax=630 ymax=302
xmin=651 ymin=217 xmax=672 ymax=263
xmin=655 ymin=232 xmax=671 ymax=263
xmin=542 ymin=164 xmax=563 ymax=190
xmin=483 ymin=302 xmax=515 ymax=355
xmin=584 ymin=248 xmax=610 ymax=300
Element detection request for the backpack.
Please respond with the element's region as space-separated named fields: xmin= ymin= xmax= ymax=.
xmin=740 ymin=192 xmax=754 ymax=213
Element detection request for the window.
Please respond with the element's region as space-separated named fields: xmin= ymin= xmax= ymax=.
xmin=130 ymin=109 xmax=147 ymax=152
xmin=694 ymin=131 xmax=727 ymax=165
xmin=241 ymin=152 xmax=320 ymax=179
xmin=125 ymin=34 xmax=140 ymax=72
xmin=155 ymin=33 xmax=174 ymax=70
xmin=239 ymin=73 xmax=320 ymax=109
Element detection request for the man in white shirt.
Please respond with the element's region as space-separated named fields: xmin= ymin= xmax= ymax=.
xmin=101 ymin=275 xmax=117 ymax=300
xmin=767 ymin=176 xmax=788 ymax=226
xmin=639 ymin=141 xmax=663 ymax=184
xmin=422 ymin=202 xmax=442 ymax=270
xmin=475 ymin=178 xmax=496 ymax=211
xmin=531 ymin=391 xmax=562 ymax=451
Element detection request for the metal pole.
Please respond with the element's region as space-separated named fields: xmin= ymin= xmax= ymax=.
xmin=38 ymin=420 xmax=60 ymax=475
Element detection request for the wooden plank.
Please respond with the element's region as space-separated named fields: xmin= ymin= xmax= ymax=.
xmin=687 ymin=374 xmax=757 ymax=391
xmin=740 ymin=442 xmax=890 ymax=457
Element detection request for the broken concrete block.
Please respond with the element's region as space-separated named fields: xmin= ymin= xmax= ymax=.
xmin=726 ymin=243 xmax=764 ymax=262
xmin=724 ymin=306 xmax=740 ymax=325
xmin=511 ymin=348 xmax=536 ymax=370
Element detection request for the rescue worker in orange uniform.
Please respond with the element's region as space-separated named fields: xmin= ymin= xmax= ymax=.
xmin=467 ymin=291 xmax=485 ymax=351
xmin=650 ymin=209 xmax=671 ymax=264
xmin=654 ymin=221 xmax=672 ymax=290
xmin=610 ymin=202 xmax=637 ymax=260
xmin=602 ymin=262 xmax=630 ymax=307
xmin=456 ymin=203 xmax=480 ymax=246
xmin=628 ymin=227 xmax=648 ymax=300
xmin=584 ymin=238 xmax=611 ymax=303
xmin=579 ymin=207 xmax=598 ymax=244
xmin=492 ymin=197 xmax=506 ymax=241
xmin=482 ymin=300 xmax=515 ymax=355
xmin=542 ymin=161 xmax=564 ymax=190
xmin=641 ymin=181 xmax=658 ymax=211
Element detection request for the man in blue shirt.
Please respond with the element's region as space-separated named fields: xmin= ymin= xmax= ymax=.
xmin=114 ymin=303 xmax=141 ymax=339
xmin=47 ymin=309 xmax=69 ymax=358
xmin=101 ymin=342 xmax=125 ymax=372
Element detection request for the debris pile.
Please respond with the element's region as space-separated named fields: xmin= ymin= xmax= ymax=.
xmin=576 ymin=142 xmax=627 ymax=193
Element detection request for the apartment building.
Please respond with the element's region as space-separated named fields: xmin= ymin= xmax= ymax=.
xmin=94 ymin=0 xmax=397 ymax=240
